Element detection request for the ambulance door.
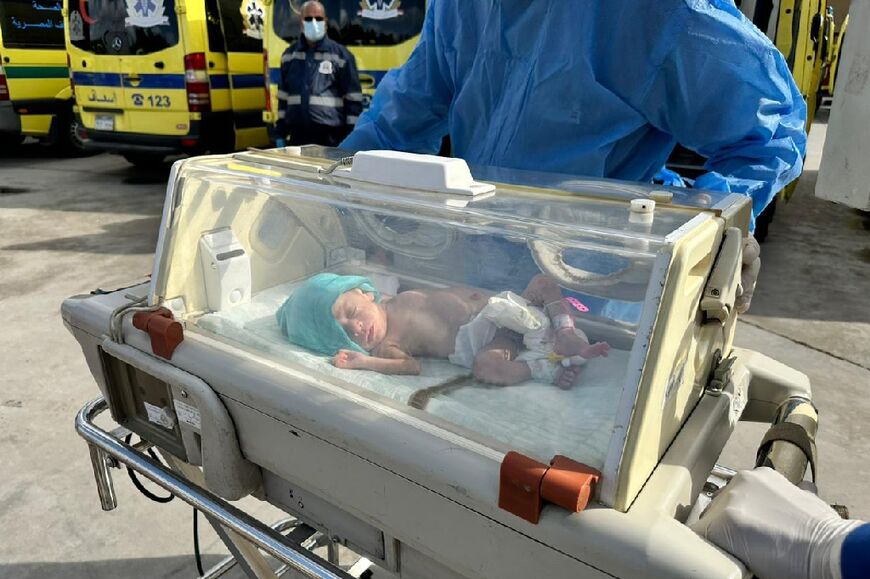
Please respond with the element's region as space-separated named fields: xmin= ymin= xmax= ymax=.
xmin=214 ymin=0 xmax=268 ymax=148
xmin=203 ymin=0 xmax=231 ymax=148
xmin=70 ymin=0 xmax=188 ymax=137
xmin=116 ymin=0 xmax=189 ymax=137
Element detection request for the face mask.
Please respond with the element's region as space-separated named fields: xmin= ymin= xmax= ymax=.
xmin=303 ymin=20 xmax=326 ymax=42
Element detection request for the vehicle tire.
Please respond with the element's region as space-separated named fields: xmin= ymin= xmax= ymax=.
xmin=0 ymin=133 xmax=25 ymax=149
xmin=754 ymin=196 xmax=777 ymax=243
xmin=50 ymin=107 xmax=91 ymax=156
xmin=122 ymin=152 xmax=168 ymax=169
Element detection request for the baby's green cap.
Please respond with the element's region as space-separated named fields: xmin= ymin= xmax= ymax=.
xmin=276 ymin=273 xmax=380 ymax=356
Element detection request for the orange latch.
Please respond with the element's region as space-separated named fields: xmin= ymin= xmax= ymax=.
xmin=499 ymin=452 xmax=600 ymax=524
xmin=499 ymin=451 xmax=549 ymax=524
xmin=132 ymin=307 xmax=184 ymax=360
xmin=541 ymin=455 xmax=600 ymax=513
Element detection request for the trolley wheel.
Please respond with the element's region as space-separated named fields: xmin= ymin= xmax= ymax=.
xmin=0 ymin=132 xmax=25 ymax=149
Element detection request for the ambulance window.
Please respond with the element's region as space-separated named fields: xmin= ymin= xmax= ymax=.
xmin=332 ymin=0 xmax=425 ymax=47
xmin=218 ymin=0 xmax=263 ymax=53
xmin=273 ymin=0 xmax=424 ymax=47
xmin=69 ymin=0 xmax=179 ymax=55
xmin=0 ymin=0 xmax=65 ymax=49
xmin=272 ymin=0 xmax=302 ymax=44
xmin=205 ymin=0 xmax=227 ymax=53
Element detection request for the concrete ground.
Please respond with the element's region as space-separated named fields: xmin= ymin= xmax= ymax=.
xmin=0 ymin=111 xmax=868 ymax=578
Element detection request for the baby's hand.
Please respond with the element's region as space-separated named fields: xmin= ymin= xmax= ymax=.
xmin=333 ymin=349 xmax=369 ymax=369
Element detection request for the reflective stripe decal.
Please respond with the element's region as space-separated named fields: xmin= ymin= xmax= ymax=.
xmin=281 ymin=51 xmax=306 ymax=64
xmin=210 ymin=74 xmax=230 ymax=89
xmin=281 ymin=94 xmax=302 ymax=105
xmin=122 ymin=74 xmax=185 ymax=89
xmin=344 ymin=92 xmax=363 ymax=102
xmin=277 ymin=110 xmax=286 ymax=119
xmin=277 ymin=89 xmax=289 ymax=100
xmin=309 ymin=95 xmax=343 ymax=107
xmin=72 ymin=72 xmax=122 ymax=87
xmin=314 ymin=52 xmax=346 ymax=67
xmin=346 ymin=115 xmax=359 ymax=124
xmin=4 ymin=66 xmax=69 ymax=79
xmin=231 ymin=74 xmax=265 ymax=89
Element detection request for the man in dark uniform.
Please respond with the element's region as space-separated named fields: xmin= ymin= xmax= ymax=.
xmin=275 ymin=1 xmax=362 ymax=147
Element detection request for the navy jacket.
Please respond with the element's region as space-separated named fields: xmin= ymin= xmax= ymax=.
xmin=276 ymin=37 xmax=362 ymax=135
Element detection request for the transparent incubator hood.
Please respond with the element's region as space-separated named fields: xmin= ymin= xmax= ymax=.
xmin=149 ymin=146 xmax=746 ymax=480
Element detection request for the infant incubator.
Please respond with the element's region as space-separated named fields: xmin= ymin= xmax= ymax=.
xmin=64 ymin=147 xmax=819 ymax=578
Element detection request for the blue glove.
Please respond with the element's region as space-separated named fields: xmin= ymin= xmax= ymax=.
xmin=275 ymin=138 xmax=286 ymax=149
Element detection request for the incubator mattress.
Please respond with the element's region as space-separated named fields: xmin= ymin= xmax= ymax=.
xmin=197 ymin=282 xmax=630 ymax=468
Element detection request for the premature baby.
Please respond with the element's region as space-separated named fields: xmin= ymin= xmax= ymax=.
xmin=276 ymin=273 xmax=610 ymax=388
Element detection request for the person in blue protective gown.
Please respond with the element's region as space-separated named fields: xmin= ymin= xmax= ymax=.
xmin=340 ymin=0 xmax=803 ymax=320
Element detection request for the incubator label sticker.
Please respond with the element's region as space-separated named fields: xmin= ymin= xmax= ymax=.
xmin=174 ymin=399 xmax=202 ymax=430
xmin=144 ymin=401 xmax=171 ymax=428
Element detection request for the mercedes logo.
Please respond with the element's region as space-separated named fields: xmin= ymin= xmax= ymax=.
xmin=111 ymin=37 xmax=123 ymax=52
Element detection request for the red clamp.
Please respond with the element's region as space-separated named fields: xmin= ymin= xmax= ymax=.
xmin=132 ymin=307 xmax=184 ymax=360
xmin=498 ymin=451 xmax=549 ymax=524
xmin=499 ymin=451 xmax=600 ymax=524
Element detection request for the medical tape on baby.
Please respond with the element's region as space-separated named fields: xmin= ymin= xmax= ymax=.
xmin=545 ymin=299 xmax=574 ymax=330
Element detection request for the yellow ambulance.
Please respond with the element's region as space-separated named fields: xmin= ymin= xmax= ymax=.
xmin=0 ymin=0 xmax=84 ymax=152
xmin=64 ymin=0 xmax=270 ymax=168
xmin=261 ymin=0 xmax=425 ymax=135
xmin=821 ymin=12 xmax=848 ymax=98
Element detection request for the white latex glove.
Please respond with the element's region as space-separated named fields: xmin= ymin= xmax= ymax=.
xmin=692 ymin=468 xmax=863 ymax=579
xmin=736 ymin=234 xmax=761 ymax=314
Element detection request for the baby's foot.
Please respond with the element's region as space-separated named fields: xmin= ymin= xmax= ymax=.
xmin=555 ymin=365 xmax=583 ymax=390
xmin=553 ymin=328 xmax=586 ymax=356
xmin=554 ymin=329 xmax=610 ymax=359
xmin=578 ymin=341 xmax=610 ymax=359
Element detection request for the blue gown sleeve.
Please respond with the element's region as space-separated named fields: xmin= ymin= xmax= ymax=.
xmin=841 ymin=523 xmax=870 ymax=579
xmin=637 ymin=6 xmax=807 ymax=229
xmin=340 ymin=0 xmax=452 ymax=153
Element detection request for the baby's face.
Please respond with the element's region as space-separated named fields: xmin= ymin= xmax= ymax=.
xmin=332 ymin=288 xmax=387 ymax=351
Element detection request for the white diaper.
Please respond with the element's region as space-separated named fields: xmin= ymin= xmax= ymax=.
xmin=448 ymin=291 xmax=587 ymax=383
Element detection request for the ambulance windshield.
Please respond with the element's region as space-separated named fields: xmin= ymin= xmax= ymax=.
xmin=68 ymin=0 xmax=179 ymax=56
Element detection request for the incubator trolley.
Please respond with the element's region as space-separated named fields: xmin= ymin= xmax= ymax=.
xmin=64 ymin=147 xmax=819 ymax=578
